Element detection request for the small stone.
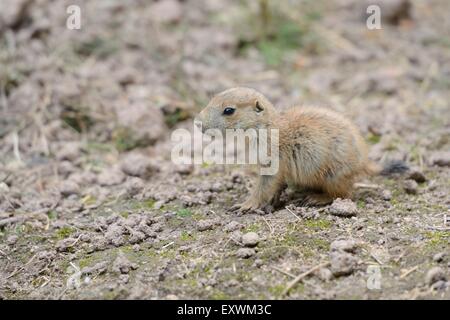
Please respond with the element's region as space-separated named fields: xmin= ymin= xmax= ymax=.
xmin=196 ymin=219 xmax=215 ymax=231
xmin=433 ymin=252 xmax=445 ymax=263
xmin=425 ymin=267 xmax=447 ymax=286
xmin=330 ymin=251 xmax=358 ymax=276
xmin=330 ymin=239 xmax=358 ymax=253
xmin=166 ymin=294 xmax=179 ymax=300
xmin=236 ymin=248 xmax=255 ymax=259
xmin=241 ymin=232 xmax=259 ymax=247
xmin=403 ymin=179 xmax=418 ymax=194
xmin=59 ymin=181 xmax=80 ymax=197
xmin=329 ymin=198 xmax=358 ymax=217
xmin=408 ymin=169 xmax=426 ymax=183
xmin=381 ymin=189 xmax=392 ymax=201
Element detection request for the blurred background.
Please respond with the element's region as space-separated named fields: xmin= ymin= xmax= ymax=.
xmin=1 ymin=0 xmax=449 ymax=167
xmin=1 ymin=0 xmax=450 ymax=300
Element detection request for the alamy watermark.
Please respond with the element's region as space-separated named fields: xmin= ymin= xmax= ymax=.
xmin=366 ymin=265 xmax=382 ymax=290
xmin=171 ymin=124 xmax=279 ymax=176
xmin=366 ymin=5 xmax=382 ymax=30
xmin=66 ymin=5 xmax=81 ymax=30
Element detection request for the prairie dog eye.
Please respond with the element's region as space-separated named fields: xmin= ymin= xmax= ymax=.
xmin=223 ymin=107 xmax=235 ymax=115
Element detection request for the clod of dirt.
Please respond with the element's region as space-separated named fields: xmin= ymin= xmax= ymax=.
xmin=55 ymin=142 xmax=81 ymax=161
xmin=230 ymin=230 xmax=243 ymax=243
xmin=408 ymin=169 xmax=426 ymax=183
xmin=330 ymin=251 xmax=358 ymax=276
xmin=120 ymin=153 xmax=158 ymax=179
xmin=433 ymin=252 xmax=446 ymax=263
xmin=381 ymin=189 xmax=392 ymax=201
xmin=224 ymin=221 xmax=243 ymax=232
xmin=425 ymin=267 xmax=447 ymax=286
xmin=316 ymin=267 xmax=333 ymax=282
xmin=59 ymin=180 xmax=80 ymax=197
xmin=329 ymin=198 xmax=358 ymax=217
xmin=125 ymin=177 xmax=145 ymax=195
xmin=430 ymin=151 xmax=450 ymax=167
xmin=403 ymin=179 xmax=418 ymax=194
xmin=236 ymin=248 xmax=256 ymax=259
xmin=128 ymin=229 xmax=146 ymax=244
xmin=196 ymin=219 xmax=216 ymax=231
xmin=97 ymin=168 xmax=126 ymax=186
xmin=241 ymin=232 xmax=260 ymax=247
xmin=105 ymin=224 xmax=126 ymax=247
xmin=81 ymin=261 xmax=108 ymax=275
xmin=112 ymin=252 xmax=135 ymax=274
xmin=56 ymin=237 xmax=77 ymax=252
xmin=330 ymin=239 xmax=358 ymax=253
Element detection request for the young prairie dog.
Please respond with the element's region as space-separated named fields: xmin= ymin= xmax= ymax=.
xmin=195 ymin=87 xmax=394 ymax=212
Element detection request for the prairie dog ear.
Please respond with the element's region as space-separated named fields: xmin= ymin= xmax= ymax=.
xmin=255 ymin=100 xmax=264 ymax=113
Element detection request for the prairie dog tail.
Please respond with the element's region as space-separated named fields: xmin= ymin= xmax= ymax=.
xmin=365 ymin=160 xmax=409 ymax=176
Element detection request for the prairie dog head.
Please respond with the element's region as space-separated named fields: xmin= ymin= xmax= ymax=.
xmin=195 ymin=87 xmax=277 ymax=133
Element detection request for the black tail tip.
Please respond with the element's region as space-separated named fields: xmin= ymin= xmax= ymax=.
xmin=380 ymin=160 xmax=409 ymax=176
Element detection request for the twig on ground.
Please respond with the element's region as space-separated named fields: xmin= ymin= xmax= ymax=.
xmin=400 ymin=266 xmax=419 ymax=279
xmin=285 ymin=206 xmax=302 ymax=222
xmin=270 ymin=266 xmax=296 ymax=279
xmin=282 ymin=261 xmax=330 ymax=296
xmin=6 ymin=254 xmax=37 ymax=279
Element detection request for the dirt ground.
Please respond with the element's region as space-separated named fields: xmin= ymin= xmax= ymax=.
xmin=0 ymin=0 xmax=449 ymax=300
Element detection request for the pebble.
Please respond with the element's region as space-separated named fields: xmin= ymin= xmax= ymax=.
xmin=241 ymin=232 xmax=259 ymax=247
xmin=330 ymin=251 xmax=358 ymax=276
xmin=329 ymin=198 xmax=358 ymax=217
xmin=381 ymin=189 xmax=392 ymax=201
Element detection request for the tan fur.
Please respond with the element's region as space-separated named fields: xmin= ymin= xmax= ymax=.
xmin=195 ymin=87 xmax=376 ymax=211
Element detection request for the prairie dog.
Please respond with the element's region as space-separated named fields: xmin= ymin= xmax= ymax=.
xmin=195 ymin=87 xmax=379 ymax=211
